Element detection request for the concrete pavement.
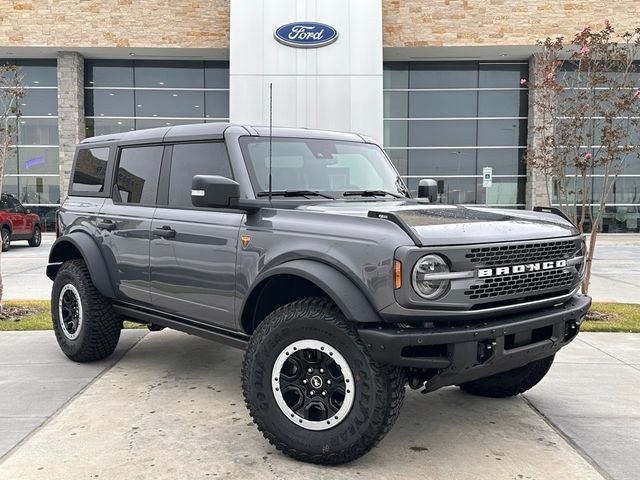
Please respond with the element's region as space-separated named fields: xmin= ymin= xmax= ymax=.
xmin=0 ymin=330 xmax=147 ymax=459
xmin=1 ymin=233 xmax=638 ymax=303
xmin=1 ymin=233 xmax=54 ymax=301
xmin=3 ymin=330 xmax=636 ymax=480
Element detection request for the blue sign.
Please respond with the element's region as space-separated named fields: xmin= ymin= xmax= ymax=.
xmin=274 ymin=22 xmax=338 ymax=48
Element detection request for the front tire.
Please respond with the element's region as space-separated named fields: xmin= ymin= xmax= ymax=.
xmin=1 ymin=228 xmax=10 ymax=252
xmin=459 ymin=355 xmax=555 ymax=398
xmin=51 ymin=259 xmax=121 ymax=362
xmin=242 ymin=297 xmax=405 ymax=465
xmin=28 ymin=225 xmax=41 ymax=247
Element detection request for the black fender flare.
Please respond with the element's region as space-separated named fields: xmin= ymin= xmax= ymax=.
xmin=243 ymin=259 xmax=382 ymax=324
xmin=47 ymin=232 xmax=116 ymax=298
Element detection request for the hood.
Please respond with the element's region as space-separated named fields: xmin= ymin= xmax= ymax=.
xmin=298 ymin=201 xmax=579 ymax=246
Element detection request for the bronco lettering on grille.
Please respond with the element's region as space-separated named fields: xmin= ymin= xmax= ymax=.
xmin=478 ymin=259 xmax=567 ymax=278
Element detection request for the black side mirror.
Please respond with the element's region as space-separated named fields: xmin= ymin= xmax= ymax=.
xmin=418 ymin=178 xmax=438 ymax=203
xmin=191 ymin=175 xmax=240 ymax=209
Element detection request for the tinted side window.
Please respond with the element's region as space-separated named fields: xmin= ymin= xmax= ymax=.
xmin=116 ymin=146 xmax=163 ymax=205
xmin=0 ymin=195 xmax=11 ymax=210
xmin=168 ymin=142 xmax=232 ymax=208
xmin=71 ymin=147 xmax=110 ymax=193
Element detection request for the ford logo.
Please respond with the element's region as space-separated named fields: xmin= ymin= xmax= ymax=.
xmin=274 ymin=22 xmax=338 ymax=48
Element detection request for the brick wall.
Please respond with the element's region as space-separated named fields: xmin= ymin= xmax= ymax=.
xmin=0 ymin=0 xmax=229 ymax=48
xmin=383 ymin=1 xmax=640 ymax=47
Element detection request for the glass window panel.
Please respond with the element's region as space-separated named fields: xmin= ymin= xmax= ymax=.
xmin=406 ymin=176 xmax=477 ymax=204
xmin=409 ymin=91 xmax=477 ymax=118
xmin=135 ymin=119 xmax=203 ymax=130
xmin=384 ymin=91 xmax=408 ymax=119
xmin=4 ymin=147 xmax=18 ymax=174
xmin=18 ymin=146 xmax=59 ymax=174
xmin=476 ymin=148 xmax=526 ymax=176
xmin=2 ymin=176 xmax=18 ymax=197
xmin=477 ymin=119 xmax=527 ymax=146
xmin=204 ymin=91 xmax=229 ymax=119
xmin=479 ymin=63 xmax=528 ymax=88
xmin=116 ymin=146 xmax=163 ymax=205
xmin=14 ymin=175 xmax=60 ymax=205
xmin=18 ymin=118 xmax=58 ymax=145
xmin=168 ymin=142 xmax=232 ymax=207
xmin=592 ymin=176 xmax=640 ymax=205
xmin=385 ymin=148 xmax=408 ymax=177
xmin=409 ymin=62 xmax=478 ymax=89
xmin=86 ymin=89 xmax=135 ymax=117
xmin=135 ymin=90 xmax=204 ymax=118
xmin=27 ymin=206 xmax=57 ymax=232
xmin=408 ymin=120 xmax=477 ymax=147
xmin=86 ymin=118 xmax=135 ymax=137
xmin=408 ymin=148 xmax=476 ymax=176
xmin=477 ymin=177 xmax=526 ymax=205
xmin=478 ymin=90 xmax=527 ymax=117
xmin=383 ymin=120 xmax=408 ymax=148
xmin=383 ymin=62 xmax=409 ymax=89
xmin=17 ymin=60 xmax=57 ymax=87
xmin=19 ymin=89 xmax=57 ymax=116
xmin=134 ymin=60 xmax=204 ymax=88
xmin=71 ymin=147 xmax=110 ymax=193
xmin=204 ymin=62 xmax=230 ymax=88
xmin=85 ymin=60 xmax=134 ymax=87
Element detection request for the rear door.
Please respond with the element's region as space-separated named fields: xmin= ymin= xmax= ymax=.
xmin=150 ymin=141 xmax=242 ymax=329
xmin=8 ymin=197 xmax=28 ymax=235
xmin=98 ymin=145 xmax=164 ymax=304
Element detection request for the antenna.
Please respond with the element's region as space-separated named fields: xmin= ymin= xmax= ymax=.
xmin=268 ymin=82 xmax=273 ymax=203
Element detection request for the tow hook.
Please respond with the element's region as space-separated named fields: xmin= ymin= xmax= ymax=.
xmin=477 ymin=339 xmax=497 ymax=364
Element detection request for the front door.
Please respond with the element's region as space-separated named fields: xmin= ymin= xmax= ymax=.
xmin=149 ymin=142 xmax=242 ymax=329
xmin=98 ymin=145 xmax=164 ymax=304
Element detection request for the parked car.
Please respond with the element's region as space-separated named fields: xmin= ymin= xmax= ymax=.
xmin=48 ymin=123 xmax=590 ymax=465
xmin=0 ymin=193 xmax=42 ymax=251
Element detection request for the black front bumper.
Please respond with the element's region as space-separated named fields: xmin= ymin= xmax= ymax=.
xmin=358 ymin=294 xmax=591 ymax=392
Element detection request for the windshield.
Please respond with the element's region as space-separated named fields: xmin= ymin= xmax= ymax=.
xmin=239 ymin=137 xmax=408 ymax=198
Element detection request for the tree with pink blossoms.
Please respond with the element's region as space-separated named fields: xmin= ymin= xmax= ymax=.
xmin=525 ymin=22 xmax=640 ymax=293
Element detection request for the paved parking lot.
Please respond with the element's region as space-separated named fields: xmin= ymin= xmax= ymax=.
xmin=1 ymin=330 xmax=638 ymax=480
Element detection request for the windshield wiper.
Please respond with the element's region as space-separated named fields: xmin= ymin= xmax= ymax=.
xmin=256 ymin=190 xmax=335 ymax=199
xmin=343 ymin=190 xmax=404 ymax=198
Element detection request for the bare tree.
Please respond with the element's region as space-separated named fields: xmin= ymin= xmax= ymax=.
xmin=525 ymin=22 xmax=640 ymax=293
xmin=0 ymin=64 xmax=26 ymax=308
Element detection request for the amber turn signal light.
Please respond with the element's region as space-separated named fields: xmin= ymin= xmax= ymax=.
xmin=394 ymin=260 xmax=402 ymax=289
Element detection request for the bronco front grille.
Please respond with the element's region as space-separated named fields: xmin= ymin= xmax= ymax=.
xmin=464 ymin=269 xmax=575 ymax=300
xmin=465 ymin=239 xmax=578 ymax=267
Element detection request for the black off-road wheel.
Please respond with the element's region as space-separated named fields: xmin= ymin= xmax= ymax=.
xmin=51 ymin=259 xmax=122 ymax=362
xmin=242 ymin=297 xmax=405 ymax=465
xmin=28 ymin=225 xmax=41 ymax=247
xmin=1 ymin=227 xmax=10 ymax=252
xmin=459 ymin=355 xmax=555 ymax=398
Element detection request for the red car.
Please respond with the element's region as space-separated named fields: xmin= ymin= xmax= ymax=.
xmin=0 ymin=193 xmax=42 ymax=251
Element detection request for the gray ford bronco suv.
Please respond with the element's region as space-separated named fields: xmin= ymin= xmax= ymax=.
xmin=48 ymin=123 xmax=591 ymax=464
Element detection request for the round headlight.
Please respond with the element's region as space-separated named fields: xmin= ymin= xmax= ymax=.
xmin=412 ymin=254 xmax=450 ymax=300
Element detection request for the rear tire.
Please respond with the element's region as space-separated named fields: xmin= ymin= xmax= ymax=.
xmin=242 ymin=297 xmax=405 ymax=465
xmin=28 ymin=225 xmax=41 ymax=247
xmin=1 ymin=228 xmax=10 ymax=252
xmin=51 ymin=259 xmax=121 ymax=362
xmin=459 ymin=355 xmax=555 ymax=398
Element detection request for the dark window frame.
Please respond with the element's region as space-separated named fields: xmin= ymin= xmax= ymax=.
xmin=156 ymin=140 xmax=235 ymax=210
xmin=68 ymin=146 xmax=115 ymax=198
xmin=112 ymin=144 xmax=165 ymax=207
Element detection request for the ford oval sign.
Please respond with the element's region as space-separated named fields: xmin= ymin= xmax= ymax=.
xmin=274 ymin=22 xmax=338 ymax=48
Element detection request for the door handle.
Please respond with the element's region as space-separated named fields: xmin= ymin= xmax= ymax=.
xmin=153 ymin=225 xmax=176 ymax=239
xmin=97 ymin=219 xmax=117 ymax=231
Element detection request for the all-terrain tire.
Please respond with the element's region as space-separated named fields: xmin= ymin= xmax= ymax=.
xmin=459 ymin=355 xmax=555 ymax=398
xmin=51 ymin=259 xmax=121 ymax=362
xmin=28 ymin=225 xmax=41 ymax=247
xmin=1 ymin=227 xmax=10 ymax=252
xmin=242 ymin=297 xmax=405 ymax=465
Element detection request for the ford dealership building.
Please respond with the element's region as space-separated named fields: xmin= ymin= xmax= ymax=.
xmin=0 ymin=0 xmax=638 ymax=232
